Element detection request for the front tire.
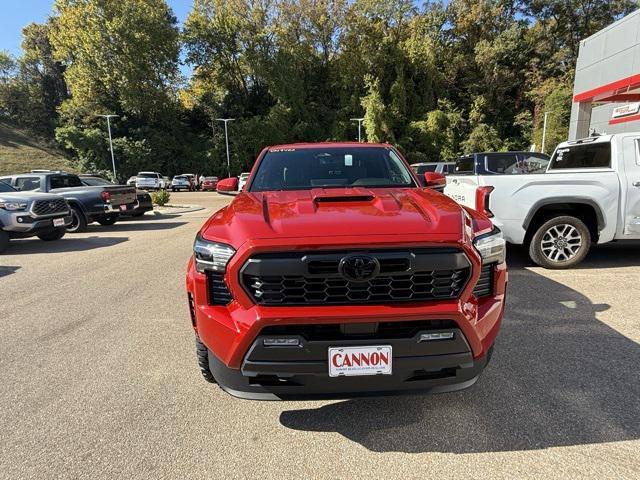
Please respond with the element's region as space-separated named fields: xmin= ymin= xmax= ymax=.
xmin=195 ymin=336 xmax=216 ymax=383
xmin=66 ymin=206 xmax=87 ymax=233
xmin=37 ymin=228 xmax=66 ymax=241
xmin=97 ymin=215 xmax=118 ymax=226
xmin=529 ymin=215 xmax=591 ymax=269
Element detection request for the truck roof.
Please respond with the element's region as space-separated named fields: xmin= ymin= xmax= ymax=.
xmin=267 ymin=142 xmax=393 ymax=151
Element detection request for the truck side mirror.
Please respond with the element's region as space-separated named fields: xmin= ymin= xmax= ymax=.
xmin=423 ymin=172 xmax=446 ymax=190
xmin=216 ymin=177 xmax=239 ymax=195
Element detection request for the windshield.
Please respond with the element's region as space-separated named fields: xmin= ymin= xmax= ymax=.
xmin=138 ymin=173 xmax=157 ymax=178
xmin=250 ymin=147 xmax=415 ymax=191
xmin=0 ymin=180 xmax=17 ymax=192
xmin=81 ymin=177 xmax=113 ymax=186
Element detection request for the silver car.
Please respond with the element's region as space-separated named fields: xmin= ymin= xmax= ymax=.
xmin=0 ymin=181 xmax=72 ymax=253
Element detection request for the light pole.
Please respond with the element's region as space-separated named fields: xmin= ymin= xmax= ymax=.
xmin=541 ymin=111 xmax=549 ymax=154
xmin=97 ymin=114 xmax=119 ymax=180
xmin=216 ymin=118 xmax=235 ymax=178
xmin=350 ymin=117 xmax=365 ymax=142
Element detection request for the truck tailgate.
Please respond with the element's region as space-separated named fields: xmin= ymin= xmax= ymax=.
xmin=444 ymin=175 xmax=479 ymax=209
xmin=105 ymin=186 xmax=136 ymax=206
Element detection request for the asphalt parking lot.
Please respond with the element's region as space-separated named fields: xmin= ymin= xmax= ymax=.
xmin=1 ymin=191 xmax=639 ymax=479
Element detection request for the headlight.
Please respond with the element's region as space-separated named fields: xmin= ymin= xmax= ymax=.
xmin=0 ymin=202 xmax=28 ymax=211
xmin=473 ymin=227 xmax=506 ymax=264
xmin=193 ymin=233 xmax=235 ymax=273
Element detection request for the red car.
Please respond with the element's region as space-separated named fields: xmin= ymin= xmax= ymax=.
xmin=201 ymin=177 xmax=219 ymax=191
xmin=186 ymin=143 xmax=507 ymax=400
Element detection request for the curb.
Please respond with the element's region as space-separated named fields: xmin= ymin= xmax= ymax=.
xmin=152 ymin=205 xmax=205 ymax=216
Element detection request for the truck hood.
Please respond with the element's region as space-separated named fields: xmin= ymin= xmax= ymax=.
xmin=202 ymin=188 xmax=465 ymax=245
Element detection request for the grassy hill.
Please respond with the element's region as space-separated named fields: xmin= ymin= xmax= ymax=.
xmin=0 ymin=121 xmax=77 ymax=176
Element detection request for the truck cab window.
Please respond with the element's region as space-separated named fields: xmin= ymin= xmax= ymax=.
xmin=50 ymin=175 xmax=83 ymax=189
xmin=549 ymin=143 xmax=611 ymax=169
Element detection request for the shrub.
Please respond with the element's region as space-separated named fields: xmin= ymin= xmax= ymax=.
xmin=151 ymin=189 xmax=170 ymax=206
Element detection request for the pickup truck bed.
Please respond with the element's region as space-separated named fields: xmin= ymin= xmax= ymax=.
xmin=444 ymin=134 xmax=640 ymax=268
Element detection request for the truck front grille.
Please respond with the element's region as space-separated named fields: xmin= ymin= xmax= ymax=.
xmin=241 ymin=248 xmax=472 ymax=306
xmin=32 ymin=198 xmax=68 ymax=216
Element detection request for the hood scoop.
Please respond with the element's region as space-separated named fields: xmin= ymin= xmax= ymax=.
xmin=314 ymin=194 xmax=375 ymax=204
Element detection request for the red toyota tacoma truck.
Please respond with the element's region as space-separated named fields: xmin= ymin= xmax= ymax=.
xmin=186 ymin=143 xmax=507 ymax=400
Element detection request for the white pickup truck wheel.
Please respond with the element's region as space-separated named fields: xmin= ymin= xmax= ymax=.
xmin=529 ymin=215 xmax=591 ymax=269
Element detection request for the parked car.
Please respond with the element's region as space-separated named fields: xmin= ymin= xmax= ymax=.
xmin=444 ymin=133 xmax=640 ymax=268
xmin=0 ymin=180 xmax=71 ymax=253
xmin=201 ymin=176 xmax=219 ymax=191
xmin=79 ymin=175 xmax=152 ymax=217
xmin=182 ymin=173 xmax=197 ymax=190
xmin=451 ymin=151 xmax=550 ymax=176
xmin=171 ymin=175 xmax=192 ymax=191
xmin=126 ymin=176 xmax=137 ymax=186
xmin=187 ymin=142 xmax=506 ymax=399
xmin=238 ymin=172 xmax=250 ymax=191
xmin=0 ymin=171 xmax=137 ymax=233
xmin=411 ymin=162 xmax=456 ymax=176
xmin=136 ymin=171 xmax=167 ymax=190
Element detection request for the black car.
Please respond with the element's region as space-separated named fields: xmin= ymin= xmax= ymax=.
xmin=0 ymin=171 xmax=137 ymax=232
xmin=79 ymin=175 xmax=153 ymax=217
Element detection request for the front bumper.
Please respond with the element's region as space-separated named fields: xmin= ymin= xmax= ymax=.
xmin=186 ymin=236 xmax=507 ymax=400
xmin=2 ymin=212 xmax=72 ymax=235
xmin=208 ymin=327 xmax=490 ymax=400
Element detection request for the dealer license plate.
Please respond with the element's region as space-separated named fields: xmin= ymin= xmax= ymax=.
xmin=328 ymin=345 xmax=392 ymax=377
xmin=119 ymin=204 xmax=127 ymax=211
xmin=53 ymin=218 xmax=65 ymax=227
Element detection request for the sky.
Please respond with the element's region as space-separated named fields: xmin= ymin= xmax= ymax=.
xmin=0 ymin=0 xmax=194 ymax=74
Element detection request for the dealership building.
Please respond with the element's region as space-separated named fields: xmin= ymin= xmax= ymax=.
xmin=569 ymin=9 xmax=640 ymax=140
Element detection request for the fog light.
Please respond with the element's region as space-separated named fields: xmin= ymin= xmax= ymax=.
xmin=17 ymin=217 xmax=23 ymax=223
xmin=263 ymin=338 xmax=300 ymax=347
xmin=418 ymin=332 xmax=454 ymax=342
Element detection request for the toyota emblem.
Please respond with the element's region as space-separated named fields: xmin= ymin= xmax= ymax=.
xmin=338 ymin=254 xmax=380 ymax=282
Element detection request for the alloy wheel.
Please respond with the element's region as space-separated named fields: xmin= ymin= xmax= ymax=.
xmin=540 ymin=224 xmax=583 ymax=262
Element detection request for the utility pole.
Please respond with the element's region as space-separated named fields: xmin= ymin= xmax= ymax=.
xmin=97 ymin=114 xmax=119 ymax=180
xmin=216 ymin=118 xmax=235 ymax=178
xmin=541 ymin=111 xmax=549 ymax=154
xmin=350 ymin=117 xmax=365 ymax=142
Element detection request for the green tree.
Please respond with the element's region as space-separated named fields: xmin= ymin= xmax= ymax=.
xmin=0 ymin=23 xmax=68 ymax=134
xmin=50 ymin=0 xmax=184 ymax=178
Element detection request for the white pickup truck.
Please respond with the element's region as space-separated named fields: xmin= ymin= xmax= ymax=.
xmin=444 ymin=133 xmax=640 ymax=268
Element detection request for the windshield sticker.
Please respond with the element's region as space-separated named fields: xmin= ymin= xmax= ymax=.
xmin=344 ymin=154 xmax=353 ymax=166
xmin=270 ymin=148 xmax=296 ymax=152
